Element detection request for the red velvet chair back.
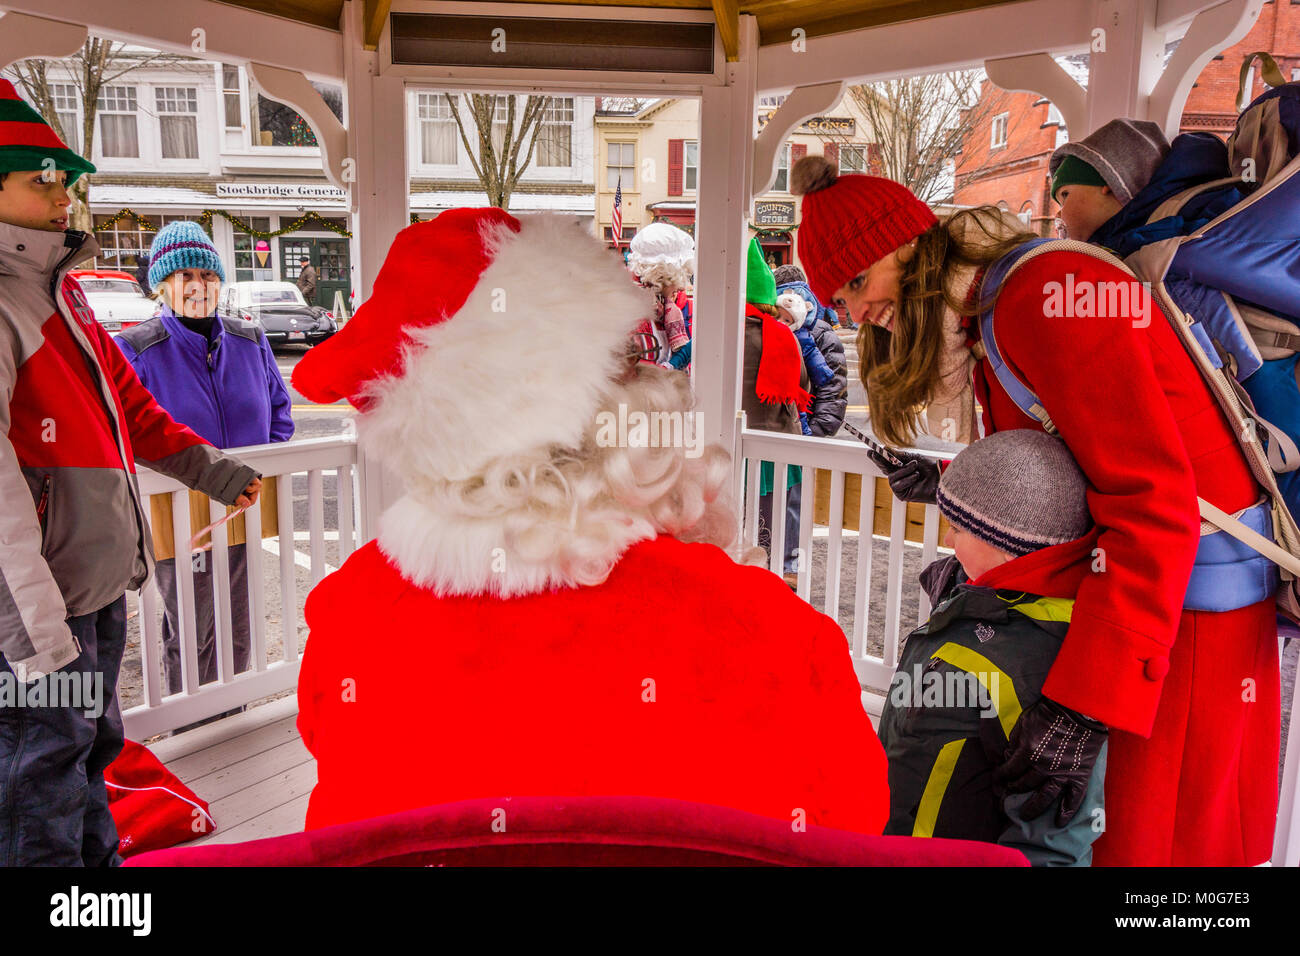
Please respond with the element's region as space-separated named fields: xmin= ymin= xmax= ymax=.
xmin=125 ymin=796 xmax=1029 ymax=866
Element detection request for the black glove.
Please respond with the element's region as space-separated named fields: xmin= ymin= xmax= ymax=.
xmin=866 ymin=447 xmax=942 ymax=503
xmin=995 ymin=697 xmax=1108 ymax=828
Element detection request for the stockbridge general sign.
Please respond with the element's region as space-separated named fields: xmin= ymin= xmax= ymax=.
xmin=216 ymin=183 xmax=348 ymax=200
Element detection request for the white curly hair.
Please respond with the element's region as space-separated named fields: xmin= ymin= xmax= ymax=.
xmin=626 ymin=221 xmax=695 ymax=295
xmin=375 ymin=364 xmax=762 ymax=597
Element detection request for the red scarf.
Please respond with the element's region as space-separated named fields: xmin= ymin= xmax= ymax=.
xmin=750 ymin=304 xmax=813 ymax=412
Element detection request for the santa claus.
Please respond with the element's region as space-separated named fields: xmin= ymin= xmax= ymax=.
xmin=290 ymin=208 xmax=888 ymax=834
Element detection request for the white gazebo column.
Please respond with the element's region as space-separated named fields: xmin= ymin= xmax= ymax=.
xmin=341 ymin=0 xmax=409 ymax=542
xmin=694 ymin=14 xmax=759 ymax=454
xmin=1084 ymin=0 xmax=1165 ymax=130
xmin=341 ymin=0 xmax=407 ymax=303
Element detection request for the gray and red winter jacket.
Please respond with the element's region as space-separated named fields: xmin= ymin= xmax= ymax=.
xmin=0 ymin=223 xmax=257 ymax=681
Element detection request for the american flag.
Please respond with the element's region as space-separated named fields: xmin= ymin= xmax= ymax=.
xmin=611 ymin=176 xmax=623 ymax=249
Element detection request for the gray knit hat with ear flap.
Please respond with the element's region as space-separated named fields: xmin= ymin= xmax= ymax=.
xmin=1049 ymin=118 xmax=1170 ymax=205
xmin=936 ymin=430 xmax=1093 ymax=558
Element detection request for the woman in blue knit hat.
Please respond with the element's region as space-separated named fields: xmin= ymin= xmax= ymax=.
xmin=115 ymin=221 xmax=294 ymax=701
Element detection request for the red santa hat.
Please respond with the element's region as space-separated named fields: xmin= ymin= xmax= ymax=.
xmin=293 ymin=208 xmax=655 ymax=483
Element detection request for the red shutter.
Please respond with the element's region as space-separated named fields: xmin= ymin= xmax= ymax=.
xmin=867 ymin=143 xmax=883 ymax=175
xmin=668 ymin=139 xmax=684 ymax=196
xmin=790 ymin=143 xmax=807 ymax=166
xmin=823 ymin=142 xmax=839 ymax=169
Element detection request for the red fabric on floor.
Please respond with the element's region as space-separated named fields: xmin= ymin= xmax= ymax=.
xmin=106 ymin=739 xmax=214 ymax=858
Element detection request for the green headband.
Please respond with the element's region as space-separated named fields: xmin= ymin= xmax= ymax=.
xmin=1050 ymin=154 xmax=1107 ymax=202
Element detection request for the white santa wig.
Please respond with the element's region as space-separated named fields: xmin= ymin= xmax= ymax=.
xmin=375 ymin=364 xmax=761 ymax=598
xmin=627 ymin=221 xmax=695 ymax=294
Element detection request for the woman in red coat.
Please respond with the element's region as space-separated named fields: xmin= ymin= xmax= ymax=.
xmin=291 ymin=207 xmax=889 ymax=835
xmin=789 ymin=154 xmax=1281 ymax=866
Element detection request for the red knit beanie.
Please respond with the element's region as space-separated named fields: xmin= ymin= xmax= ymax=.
xmin=791 ymin=155 xmax=938 ymax=306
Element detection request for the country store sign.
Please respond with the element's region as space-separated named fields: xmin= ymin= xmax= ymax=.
xmin=216 ymin=183 xmax=348 ymax=201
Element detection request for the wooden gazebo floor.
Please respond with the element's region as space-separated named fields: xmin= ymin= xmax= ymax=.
xmin=147 ymin=695 xmax=316 ymax=846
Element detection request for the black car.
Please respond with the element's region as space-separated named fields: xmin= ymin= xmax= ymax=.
xmin=219 ymin=281 xmax=337 ymax=345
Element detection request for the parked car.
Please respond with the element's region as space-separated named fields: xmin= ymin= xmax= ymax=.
xmin=69 ymin=270 xmax=158 ymax=335
xmin=218 ymin=281 xmax=337 ymax=346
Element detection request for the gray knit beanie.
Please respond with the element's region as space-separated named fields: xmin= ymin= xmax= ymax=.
xmin=936 ymin=430 xmax=1092 ymax=558
xmin=1049 ymin=118 xmax=1170 ymax=205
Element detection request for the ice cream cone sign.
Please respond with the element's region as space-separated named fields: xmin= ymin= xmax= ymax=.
xmin=255 ymin=240 xmax=270 ymax=268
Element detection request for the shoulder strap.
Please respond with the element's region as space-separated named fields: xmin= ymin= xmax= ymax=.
xmin=977 ymin=238 xmax=1133 ymax=436
xmin=976 ymin=237 xmax=1300 ymax=586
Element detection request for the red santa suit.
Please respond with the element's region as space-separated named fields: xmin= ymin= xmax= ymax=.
xmin=967 ymin=251 xmax=1280 ymax=866
xmin=296 ymin=535 xmax=888 ymax=833
xmin=289 ymin=207 xmax=890 ymax=838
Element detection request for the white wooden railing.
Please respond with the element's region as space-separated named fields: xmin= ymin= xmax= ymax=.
xmin=734 ymin=422 xmax=950 ymax=711
xmin=122 ymin=436 xmax=363 ymax=740
xmin=735 ymin=419 xmax=1300 ymax=867
xmin=117 ymin=423 xmax=1300 ymax=866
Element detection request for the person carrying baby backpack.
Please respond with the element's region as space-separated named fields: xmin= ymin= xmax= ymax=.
xmin=115 ymin=221 xmax=294 ymax=699
xmin=880 ymin=430 xmax=1107 ymax=866
xmin=791 ymin=150 xmax=1290 ymax=866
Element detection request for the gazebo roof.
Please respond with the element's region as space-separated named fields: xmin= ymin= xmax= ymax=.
xmin=215 ymin=0 xmax=1031 ymax=53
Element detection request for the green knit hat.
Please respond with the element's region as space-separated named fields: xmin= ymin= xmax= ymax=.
xmin=1049 ymin=153 xmax=1107 ymax=202
xmin=0 ymin=79 xmax=96 ymax=186
xmin=745 ymin=238 xmax=776 ymax=306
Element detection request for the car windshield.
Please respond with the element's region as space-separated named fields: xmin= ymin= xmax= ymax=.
xmin=80 ymin=279 xmax=143 ymax=295
xmin=250 ymin=288 xmax=304 ymax=305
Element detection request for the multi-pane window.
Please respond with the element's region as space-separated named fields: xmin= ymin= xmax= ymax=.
xmin=839 ymin=144 xmax=867 ymax=173
xmin=684 ymin=141 xmax=699 ymax=190
xmin=92 ymin=213 xmax=158 ymax=271
xmin=773 ymin=144 xmax=791 ymax=191
xmin=52 ymin=83 xmax=80 ymax=154
xmin=491 ymin=97 xmax=512 ymax=156
xmin=607 ymin=142 xmax=635 ymax=189
xmin=535 ymin=97 xmax=573 ymax=167
xmin=222 ymin=65 xmax=242 ymax=128
xmin=97 ymin=85 xmax=139 ymax=158
xmin=991 ymin=112 xmax=1009 ymax=149
xmin=759 ymin=95 xmax=787 ymax=107
xmin=417 ymin=93 xmax=457 ymax=165
xmin=233 ymin=217 xmax=274 ymax=283
xmin=156 ymin=87 xmax=199 ymax=159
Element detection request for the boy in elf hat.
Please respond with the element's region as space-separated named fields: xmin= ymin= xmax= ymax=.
xmin=878 ymin=429 xmax=1107 ymax=866
xmin=0 ymin=80 xmax=261 ymax=865
xmin=742 ymin=239 xmax=812 ymax=585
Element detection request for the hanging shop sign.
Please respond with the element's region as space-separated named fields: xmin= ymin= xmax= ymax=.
xmin=216 ymin=183 xmax=347 ymax=201
xmin=757 ymin=114 xmax=856 ymax=135
xmin=754 ymin=201 xmax=796 ymax=226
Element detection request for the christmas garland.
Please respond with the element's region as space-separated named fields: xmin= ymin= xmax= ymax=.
xmin=97 ymin=208 xmax=352 ymax=239
xmin=750 ymin=224 xmax=798 ymax=239
xmin=95 ymin=208 xmax=160 ymax=232
xmin=199 ymin=209 xmax=352 ymax=239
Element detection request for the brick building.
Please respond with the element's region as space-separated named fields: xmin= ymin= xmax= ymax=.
xmin=954 ymin=0 xmax=1300 ymax=231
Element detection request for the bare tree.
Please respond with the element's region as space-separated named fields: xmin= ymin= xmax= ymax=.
xmin=6 ymin=39 xmax=201 ymax=230
xmin=444 ymin=93 xmax=560 ymax=209
xmin=844 ymin=71 xmax=992 ymax=203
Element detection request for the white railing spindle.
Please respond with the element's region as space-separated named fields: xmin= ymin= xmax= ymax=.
xmin=243 ymin=488 xmax=268 ymax=673
xmin=277 ymin=472 xmax=298 ymax=663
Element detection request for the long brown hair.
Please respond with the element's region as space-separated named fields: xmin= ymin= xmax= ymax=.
xmin=859 ymin=206 xmax=1036 ymax=447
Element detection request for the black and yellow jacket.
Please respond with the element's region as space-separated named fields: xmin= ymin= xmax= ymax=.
xmin=879 ymin=532 xmax=1108 ymax=866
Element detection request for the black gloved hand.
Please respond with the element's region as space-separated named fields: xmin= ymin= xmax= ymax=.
xmin=995 ymin=697 xmax=1108 ymax=828
xmin=866 ymin=447 xmax=942 ymax=504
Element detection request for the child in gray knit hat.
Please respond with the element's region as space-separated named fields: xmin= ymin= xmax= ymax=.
xmin=878 ymin=429 xmax=1107 ymax=866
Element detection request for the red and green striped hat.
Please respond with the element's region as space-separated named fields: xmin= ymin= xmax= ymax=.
xmin=0 ymin=79 xmax=95 ymax=185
